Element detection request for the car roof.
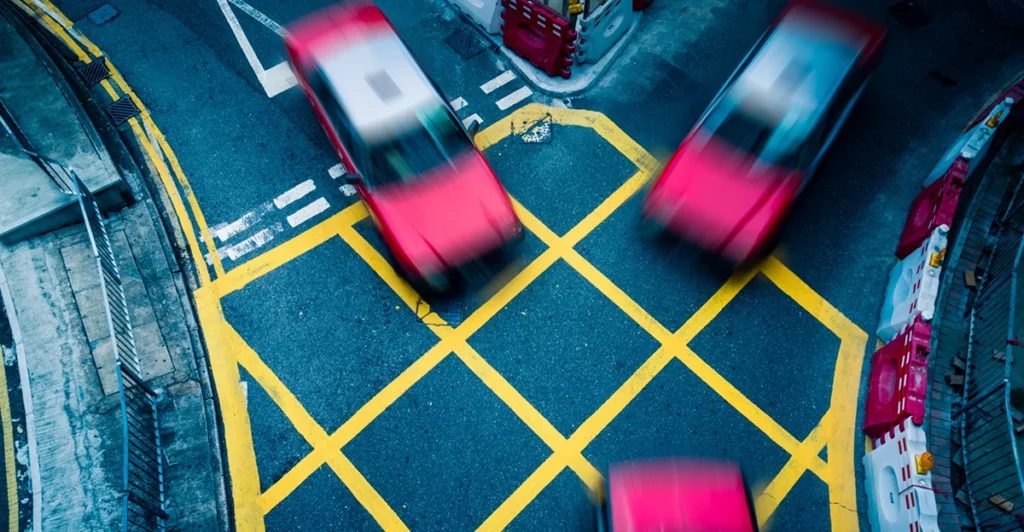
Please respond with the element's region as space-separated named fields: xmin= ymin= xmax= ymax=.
xmin=725 ymin=10 xmax=864 ymax=128
xmin=314 ymin=32 xmax=442 ymax=142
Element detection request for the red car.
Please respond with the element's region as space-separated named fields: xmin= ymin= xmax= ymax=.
xmin=641 ymin=0 xmax=886 ymax=263
xmin=595 ymin=459 xmax=758 ymax=532
xmin=285 ymin=2 xmax=522 ymax=291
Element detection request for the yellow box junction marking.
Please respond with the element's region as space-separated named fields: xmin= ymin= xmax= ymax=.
xmin=190 ymin=103 xmax=868 ymax=530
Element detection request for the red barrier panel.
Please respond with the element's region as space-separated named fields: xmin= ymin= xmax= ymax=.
xmin=864 ymin=317 xmax=931 ymax=438
xmin=895 ymin=156 xmax=968 ymax=260
xmin=501 ymin=0 xmax=577 ymax=78
xmin=633 ymin=0 xmax=655 ymax=10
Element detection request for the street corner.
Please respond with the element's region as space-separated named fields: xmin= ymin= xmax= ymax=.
xmin=342 ymin=354 xmax=552 ymax=530
xmin=575 ymin=189 xmax=735 ymax=331
xmin=476 ymin=104 xmax=658 ymax=237
xmin=468 ymin=260 xmax=662 ymax=436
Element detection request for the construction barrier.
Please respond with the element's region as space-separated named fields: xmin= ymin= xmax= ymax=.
xmin=863 ymin=419 xmax=940 ymax=532
xmin=877 ymin=225 xmax=949 ymax=343
xmin=633 ymin=0 xmax=654 ymax=9
xmin=451 ymin=0 xmax=503 ymax=34
xmin=501 ymin=0 xmax=578 ymax=78
xmin=863 ymin=317 xmax=930 ymax=438
xmin=575 ymin=0 xmax=634 ymax=65
xmin=924 ymin=97 xmax=1016 ymax=188
xmin=896 ymin=156 xmax=968 ymax=259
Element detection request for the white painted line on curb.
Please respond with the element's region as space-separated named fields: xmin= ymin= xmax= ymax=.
xmin=480 ymin=70 xmax=517 ymax=94
xmin=287 ymin=197 xmax=330 ymax=228
xmin=274 ymin=180 xmax=316 ymax=209
xmin=496 ymin=86 xmax=533 ymax=111
xmin=450 ymin=97 xmax=468 ymax=111
xmin=328 ymin=163 xmax=345 ymax=179
xmin=462 ymin=114 xmax=483 ymax=129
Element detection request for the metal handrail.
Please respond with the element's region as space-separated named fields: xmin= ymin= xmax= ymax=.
xmin=0 ymin=98 xmax=75 ymax=194
xmin=71 ymin=172 xmax=167 ymax=531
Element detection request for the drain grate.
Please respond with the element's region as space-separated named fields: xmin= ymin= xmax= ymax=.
xmin=107 ymin=97 xmax=139 ymax=125
xmin=78 ymin=59 xmax=111 ymax=86
xmin=445 ymin=27 xmax=489 ymax=60
xmin=87 ymin=3 xmax=120 ymax=26
xmin=886 ymin=0 xmax=933 ymax=30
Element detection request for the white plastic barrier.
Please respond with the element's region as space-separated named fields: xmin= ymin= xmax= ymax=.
xmin=863 ymin=420 xmax=940 ymax=532
xmin=924 ymin=97 xmax=1016 ymax=187
xmin=450 ymin=0 xmax=503 ymax=34
xmin=576 ymin=0 xmax=635 ymax=65
xmin=877 ymin=225 xmax=949 ymax=343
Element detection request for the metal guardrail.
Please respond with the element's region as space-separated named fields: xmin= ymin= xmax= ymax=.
xmin=72 ymin=173 xmax=168 ymax=531
xmin=0 ymin=98 xmax=75 ymax=194
xmin=959 ymin=172 xmax=1024 ymax=531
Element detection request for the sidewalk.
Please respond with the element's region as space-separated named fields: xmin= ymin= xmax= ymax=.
xmin=0 ymin=3 xmax=228 ymax=531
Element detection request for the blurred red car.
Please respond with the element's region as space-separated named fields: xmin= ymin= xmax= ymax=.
xmin=285 ymin=2 xmax=522 ymax=291
xmin=596 ymin=459 xmax=758 ymax=532
xmin=641 ymin=0 xmax=886 ymax=263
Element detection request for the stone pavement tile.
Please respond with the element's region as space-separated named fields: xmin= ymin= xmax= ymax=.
xmin=109 ymin=230 xmax=157 ymax=328
xmin=90 ymin=336 xmax=118 ymax=397
xmin=73 ymin=286 xmax=109 ymax=343
xmin=59 ymin=240 xmax=99 ymax=294
xmin=159 ymin=380 xmax=221 ymax=532
xmin=133 ymin=320 xmax=173 ymax=381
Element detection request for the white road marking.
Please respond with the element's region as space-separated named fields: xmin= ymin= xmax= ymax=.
xmin=496 ymin=86 xmax=533 ymax=111
xmin=450 ymin=97 xmax=468 ymax=111
xmin=340 ymin=184 xmax=357 ymax=196
xmin=287 ymin=197 xmax=331 ymax=228
xmin=217 ymin=0 xmax=266 ymax=86
xmin=227 ymin=0 xmax=286 ymax=36
xmin=274 ymin=180 xmax=316 ymax=209
xmin=480 ymin=71 xmax=517 ymax=94
xmin=462 ymin=114 xmax=483 ymax=129
xmin=328 ymin=163 xmax=345 ymax=179
xmin=211 ymin=201 xmax=276 ymax=242
xmin=262 ymin=61 xmax=298 ymax=98
xmin=209 ymin=222 xmax=284 ymax=263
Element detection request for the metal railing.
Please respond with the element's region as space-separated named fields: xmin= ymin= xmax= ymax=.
xmin=959 ymin=172 xmax=1024 ymax=531
xmin=72 ymin=173 xmax=168 ymax=531
xmin=0 ymin=98 xmax=75 ymax=194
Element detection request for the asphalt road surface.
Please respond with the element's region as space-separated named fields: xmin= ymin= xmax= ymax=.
xmin=33 ymin=0 xmax=1024 ymax=529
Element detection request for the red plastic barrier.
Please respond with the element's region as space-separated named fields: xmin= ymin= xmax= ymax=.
xmin=863 ymin=317 xmax=931 ymax=439
xmin=895 ymin=156 xmax=967 ymax=260
xmin=965 ymin=73 xmax=1024 ymax=131
xmin=501 ymin=0 xmax=577 ymax=78
xmin=633 ymin=0 xmax=655 ymax=10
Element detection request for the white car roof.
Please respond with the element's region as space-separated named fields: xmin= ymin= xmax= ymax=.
xmin=315 ymin=33 xmax=441 ymax=142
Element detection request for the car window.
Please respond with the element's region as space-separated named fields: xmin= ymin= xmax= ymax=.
xmin=308 ymin=68 xmax=361 ymax=163
xmin=364 ymin=104 xmax=474 ymax=186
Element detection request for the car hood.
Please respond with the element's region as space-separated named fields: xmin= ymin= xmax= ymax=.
xmin=372 ymin=151 xmax=519 ymax=275
xmin=644 ymin=131 xmax=802 ymax=260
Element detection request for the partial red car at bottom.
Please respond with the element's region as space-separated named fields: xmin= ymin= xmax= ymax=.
xmin=640 ymin=0 xmax=886 ymax=264
xmin=285 ymin=2 xmax=522 ymax=292
xmin=595 ymin=459 xmax=758 ymax=532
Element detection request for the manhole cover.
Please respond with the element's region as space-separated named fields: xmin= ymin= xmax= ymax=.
xmin=87 ymin=3 xmax=120 ymax=26
xmin=445 ymin=27 xmax=489 ymax=60
xmin=886 ymin=0 xmax=933 ymax=30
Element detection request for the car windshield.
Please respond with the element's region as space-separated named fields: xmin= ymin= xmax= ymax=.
xmin=707 ymin=99 xmax=814 ymax=170
xmin=365 ymin=104 xmax=473 ymax=186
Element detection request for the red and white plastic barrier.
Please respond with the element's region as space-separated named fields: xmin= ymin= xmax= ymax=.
xmin=863 ymin=317 xmax=931 ymax=438
xmin=924 ymin=97 xmax=1016 ymax=188
xmin=863 ymin=420 xmax=939 ymax=531
xmin=896 ymin=156 xmax=967 ymax=260
xmin=576 ymin=0 xmax=635 ymax=65
xmin=451 ymin=0 xmax=503 ymax=34
xmin=877 ymin=225 xmax=949 ymax=343
xmin=501 ymin=0 xmax=578 ymax=78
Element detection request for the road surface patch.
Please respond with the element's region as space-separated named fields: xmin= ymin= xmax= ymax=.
xmin=239 ymin=368 xmax=313 ymax=492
